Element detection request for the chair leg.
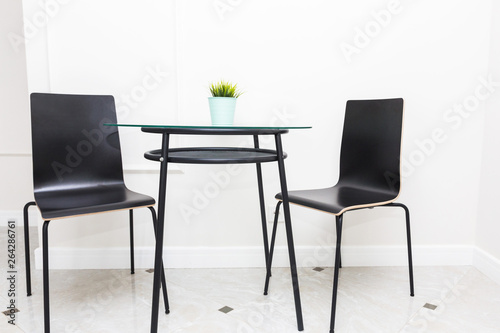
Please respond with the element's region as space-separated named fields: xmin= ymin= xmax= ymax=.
xmin=42 ymin=220 xmax=51 ymax=333
xmin=398 ymin=203 xmax=414 ymax=296
xmin=402 ymin=204 xmax=415 ymax=297
xmin=264 ymin=200 xmax=282 ymax=295
xmin=336 ymin=221 xmax=342 ymax=269
xmin=129 ymin=210 xmax=135 ymax=274
xmin=384 ymin=203 xmax=415 ymax=296
xmin=330 ymin=214 xmax=343 ymax=333
xmin=23 ymin=201 xmax=36 ymax=297
xmin=148 ymin=206 xmax=170 ymax=314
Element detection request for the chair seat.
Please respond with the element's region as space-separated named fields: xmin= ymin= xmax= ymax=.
xmin=34 ymin=184 xmax=155 ymax=220
xmin=276 ymin=184 xmax=398 ymax=215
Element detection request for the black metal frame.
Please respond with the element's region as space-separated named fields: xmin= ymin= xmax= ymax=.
xmin=268 ymin=201 xmax=414 ymax=333
xmin=142 ymin=127 xmax=304 ymax=332
xmin=23 ymin=201 xmax=36 ymax=296
xmin=23 ymin=204 xmax=169 ymax=332
xmin=23 ymin=203 xmax=142 ymax=295
xmin=130 ymin=209 xmax=135 ymax=274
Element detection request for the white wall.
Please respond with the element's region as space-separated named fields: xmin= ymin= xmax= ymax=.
xmin=0 ymin=0 xmax=32 ymax=221
xmin=2 ymin=0 xmax=499 ymax=272
xmin=475 ymin=1 xmax=500 ymax=281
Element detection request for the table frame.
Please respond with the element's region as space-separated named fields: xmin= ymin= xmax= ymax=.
xmin=142 ymin=127 xmax=305 ymax=332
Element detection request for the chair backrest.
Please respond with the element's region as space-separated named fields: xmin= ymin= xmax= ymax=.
xmin=338 ymin=98 xmax=404 ymax=196
xmin=30 ymin=93 xmax=125 ymax=194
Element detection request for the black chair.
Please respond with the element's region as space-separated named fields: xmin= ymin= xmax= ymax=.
xmin=24 ymin=93 xmax=169 ymax=332
xmin=266 ymin=98 xmax=414 ymax=332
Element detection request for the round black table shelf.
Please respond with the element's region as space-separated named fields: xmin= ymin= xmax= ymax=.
xmin=144 ymin=147 xmax=287 ymax=164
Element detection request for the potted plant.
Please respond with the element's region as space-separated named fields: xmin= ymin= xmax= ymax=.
xmin=208 ymin=80 xmax=243 ymax=125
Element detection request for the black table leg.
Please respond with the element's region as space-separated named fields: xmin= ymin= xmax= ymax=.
xmin=264 ymin=200 xmax=281 ymax=295
xmin=150 ymin=133 xmax=170 ymax=333
xmin=147 ymin=206 xmax=170 ymax=313
xmin=253 ymin=135 xmax=271 ymax=295
xmin=274 ymin=134 xmax=304 ymax=331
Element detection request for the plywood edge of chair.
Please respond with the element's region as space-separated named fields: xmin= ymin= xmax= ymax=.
xmin=276 ymin=192 xmax=401 ymax=216
xmin=37 ymin=204 xmax=155 ymax=221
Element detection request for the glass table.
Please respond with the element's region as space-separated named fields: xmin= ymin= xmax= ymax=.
xmin=107 ymin=124 xmax=311 ymax=332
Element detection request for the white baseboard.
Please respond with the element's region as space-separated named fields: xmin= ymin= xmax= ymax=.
xmin=0 ymin=208 xmax=39 ymax=227
xmin=473 ymin=247 xmax=500 ymax=285
xmin=34 ymin=244 xmax=478 ymax=270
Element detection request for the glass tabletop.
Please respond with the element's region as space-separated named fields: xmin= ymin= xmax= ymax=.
xmin=105 ymin=123 xmax=311 ymax=130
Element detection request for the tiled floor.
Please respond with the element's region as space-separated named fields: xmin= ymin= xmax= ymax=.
xmin=1 ymin=227 xmax=500 ymax=332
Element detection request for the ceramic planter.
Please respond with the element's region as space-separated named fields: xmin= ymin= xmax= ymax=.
xmin=208 ymin=97 xmax=237 ymax=125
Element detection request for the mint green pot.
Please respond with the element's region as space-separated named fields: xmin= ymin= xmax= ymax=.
xmin=208 ymin=97 xmax=237 ymax=126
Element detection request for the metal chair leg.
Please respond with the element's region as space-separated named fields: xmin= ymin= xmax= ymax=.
xmin=383 ymin=203 xmax=415 ymax=296
xmin=129 ymin=210 xmax=135 ymax=274
xmin=42 ymin=220 xmax=51 ymax=333
xmin=264 ymin=200 xmax=282 ymax=295
xmin=23 ymin=201 xmax=36 ymax=297
xmin=148 ymin=206 xmax=170 ymax=314
xmin=336 ymin=221 xmax=342 ymax=269
xmin=329 ymin=214 xmax=343 ymax=333
xmin=402 ymin=204 xmax=415 ymax=297
xmin=33 ymin=206 xmax=170 ymax=332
